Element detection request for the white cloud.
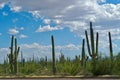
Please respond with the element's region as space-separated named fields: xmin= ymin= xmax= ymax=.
xmin=30 ymin=11 xmax=42 ymax=18
xmin=0 ymin=0 xmax=120 ymax=54
xmin=0 ymin=48 xmax=9 ymax=53
xmin=19 ymin=34 xmax=27 ymax=38
xmin=0 ymin=43 xmax=81 ymax=63
xmin=97 ymin=0 xmax=106 ymax=3
xmin=36 ymin=25 xmax=63 ymax=32
xmin=43 ymin=19 xmax=51 ymax=24
xmin=0 ymin=2 xmax=5 ymax=9
xmin=8 ymin=28 xmax=19 ymax=35
xmin=53 ymin=19 xmax=62 ymax=24
xmin=0 ymin=48 xmax=9 ymax=63
xmin=1 ymin=0 xmax=120 ymax=34
xmin=56 ymin=44 xmax=80 ymax=51
xmin=20 ymin=43 xmax=81 ymax=59
xmin=10 ymin=6 xmax=22 ymax=12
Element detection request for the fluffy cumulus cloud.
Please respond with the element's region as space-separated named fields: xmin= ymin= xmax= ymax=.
xmin=1 ymin=0 xmax=120 ymax=33
xmin=8 ymin=28 xmax=19 ymax=35
xmin=0 ymin=48 xmax=9 ymax=63
xmin=4 ymin=0 xmax=120 ymax=37
xmin=36 ymin=25 xmax=63 ymax=32
xmin=20 ymin=43 xmax=81 ymax=59
xmin=0 ymin=0 xmax=120 ymax=53
xmin=19 ymin=34 xmax=27 ymax=39
xmin=10 ymin=6 xmax=22 ymax=12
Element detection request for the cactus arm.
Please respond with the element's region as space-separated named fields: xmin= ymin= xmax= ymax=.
xmin=85 ymin=30 xmax=92 ymax=56
xmin=11 ymin=35 xmax=14 ymax=63
xmin=95 ymin=32 xmax=99 ymax=56
xmin=90 ymin=22 xmax=95 ymax=57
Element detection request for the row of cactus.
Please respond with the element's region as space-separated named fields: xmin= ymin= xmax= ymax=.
xmin=7 ymin=35 xmax=20 ymax=74
xmin=85 ymin=22 xmax=114 ymax=74
xmin=2 ymin=22 xmax=114 ymax=75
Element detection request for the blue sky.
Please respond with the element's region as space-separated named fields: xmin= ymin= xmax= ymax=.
xmin=0 ymin=0 xmax=120 ymax=63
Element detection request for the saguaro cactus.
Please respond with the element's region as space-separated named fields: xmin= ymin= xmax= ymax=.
xmin=8 ymin=35 xmax=20 ymax=74
xmin=108 ymin=32 xmax=114 ymax=71
xmin=85 ymin=22 xmax=99 ymax=73
xmin=108 ymin=32 xmax=113 ymax=61
xmin=81 ymin=39 xmax=88 ymax=75
xmin=51 ymin=35 xmax=56 ymax=75
xmin=81 ymin=39 xmax=88 ymax=67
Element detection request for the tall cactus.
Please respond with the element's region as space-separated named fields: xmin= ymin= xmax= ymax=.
xmin=14 ymin=38 xmax=20 ymax=74
xmin=108 ymin=32 xmax=113 ymax=61
xmin=81 ymin=39 xmax=88 ymax=75
xmin=51 ymin=35 xmax=56 ymax=75
xmin=8 ymin=35 xmax=20 ymax=74
xmin=81 ymin=39 xmax=88 ymax=67
xmin=108 ymin=32 xmax=114 ymax=71
xmin=85 ymin=22 xmax=99 ymax=73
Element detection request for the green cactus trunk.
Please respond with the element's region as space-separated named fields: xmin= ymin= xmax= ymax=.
xmin=51 ymin=35 xmax=56 ymax=75
xmin=10 ymin=35 xmax=14 ymax=73
xmin=81 ymin=39 xmax=88 ymax=75
xmin=81 ymin=39 xmax=85 ymax=67
xmin=14 ymin=38 xmax=20 ymax=74
xmin=108 ymin=32 xmax=114 ymax=72
xmin=85 ymin=22 xmax=99 ymax=74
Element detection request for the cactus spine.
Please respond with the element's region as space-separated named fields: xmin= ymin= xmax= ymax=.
xmin=8 ymin=35 xmax=20 ymax=74
xmin=51 ymin=35 xmax=56 ymax=75
xmin=85 ymin=22 xmax=99 ymax=73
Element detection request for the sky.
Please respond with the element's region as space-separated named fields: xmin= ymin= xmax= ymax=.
xmin=0 ymin=0 xmax=120 ymax=63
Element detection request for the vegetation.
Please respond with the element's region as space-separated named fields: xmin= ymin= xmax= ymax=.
xmin=1 ymin=22 xmax=120 ymax=77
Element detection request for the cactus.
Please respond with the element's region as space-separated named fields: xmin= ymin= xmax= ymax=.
xmin=81 ymin=39 xmax=88 ymax=75
xmin=81 ymin=39 xmax=88 ymax=67
xmin=21 ymin=51 xmax=25 ymax=67
xmin=59 ymin=50 xmax=65 ymax=63
xmin=85 ymin=22 xmax=99 ymax=73
xmin=51 ymin=35 xmax=56 ymax=75
xmin=108 ymin=32 xmax=113 ymax=61
xmin=4 ymin=57 xmax=7 ymax=74
xmin=8 ymin=35 xmax=20 ymax=74
xmin=45 ymin=56 xmax=47 ymax=66
xmin=108 ymin=32 xmax=114 ymax=71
